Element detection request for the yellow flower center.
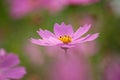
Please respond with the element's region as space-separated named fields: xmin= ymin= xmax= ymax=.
xmin=58 ymin=35 xmax=72 ymax=44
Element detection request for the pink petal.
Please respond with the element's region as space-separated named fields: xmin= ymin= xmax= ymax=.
xmin=82 ymin=33 xmax=99 ymax=42
xmin=31 ymin=38 xmax=49 ymax=46
xmin=48 ymin=37 xmax=62 ymax=44
xmin=71 ymin=33 xmax=99 ymax=44
xmin=31 ymin=37 xmax=61 ymax=46
xmin=49 ymin=55 xmax=92 ymax=80
xmin=69 ymin=0 xmax=99 ymax=5
xmin=43 ymin=0 xmax=68 ymax=13
xmin=54 ymin=22 xmax=73 ymax=37
xmin=37 ymin=29 xmax=55 ymax=38
xmin=0 ymin=49 xmax=6 ymax=56
xmin=73 ymin=24 xmax=91 ymax=40
xmin=10 ymin=0 xmax=31 ymax=19
xmin=0 ymin=54 xmax=20 ymax=69
xmin=71 ymin=34 xmax=91 ymax=44
xmin=0 ymin=75 xmax=8 ymax=80
xmin=5 ymin=67 xmax=26 ymax=79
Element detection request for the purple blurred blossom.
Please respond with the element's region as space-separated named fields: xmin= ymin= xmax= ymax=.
xmin=80 ymin=15 xmax=95 ymax=25
xmin=101 ymin=54 xmax=120 ymax=80
xmin=8 ymin=0 xmax=100 ymax=19
xmin=68 ymin=0 xmax=99 ymax=5
xmin=47 ymin=49 xmax=93 ymax=80
xmin=0 ymin=48 xmax=26 ymax=80
xmin=31 ymin=22 xmax=99 ymax=49
xmin=23 ymin=41 xmax=44 ymax=66
xmin=8 ymin=0 xmax=42 ymax=19
xmin=41 ymin=0 xmax=68 ymax=13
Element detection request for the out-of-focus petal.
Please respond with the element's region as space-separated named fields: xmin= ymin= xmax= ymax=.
xmin=69 ymin=0 xmax=99 ymax=5
xmin=48 ymin=54 xmax=93 ymax=80
xmin=9 ymin=0 xmax=31 ymax=19
xmin=0 ymin=49 xmax=6 ymax=56
xmin=0 ymin=49 xmax=26 ymax=80
xmin=0 ymin=54 xmax=20 ymax=69
xmin=54 ymin=22 xmax=73 ymax=37
xmin=101 ymin=54 xmax=120 ymax=80
xmin=5 ymin=67 xmax=26 ymax=79
xmin=0 ymin=75 xmax=8 ymax=80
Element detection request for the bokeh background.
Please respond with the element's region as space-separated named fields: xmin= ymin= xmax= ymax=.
xmin=0 ymin=0 xmax=120 ymax=80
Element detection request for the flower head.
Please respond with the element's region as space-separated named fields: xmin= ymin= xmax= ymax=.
xmin=0 ymin=48 xmax=26 ymax=80
xmin=31 ymin=22 xmax=99 ymax=49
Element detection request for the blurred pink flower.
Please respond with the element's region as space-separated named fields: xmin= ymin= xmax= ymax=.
xmin=101 ymin=54 xmax=120 ymax=80
xmin=31 ymin=22 xmax=99 ymax=49
xmin=23 ymin=41 xmax=44 ymax=66
xmin=9 ymin=0 xmax=42 ymax=19
xmin=0 ymin=48 xmax=26 ymax=80
xmin=68 ymin=0 xmax=99 ymax=5
xmin=8 ymin=0 xmax=100 ymax=19
xmin=41 ymin=0 xmax=68 ymax=13
xmin=80 ymin=15 xmax=95 ymax=25
xmin=47 ymin=50 xmax=93 ymax=80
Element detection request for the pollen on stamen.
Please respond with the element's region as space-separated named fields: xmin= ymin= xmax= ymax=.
xmin=58 ymin=35 xmax=72 ymax=44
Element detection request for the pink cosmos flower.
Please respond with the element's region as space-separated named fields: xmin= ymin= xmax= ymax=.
xmin=0 ymin=48 xmax=26 ymax=80
xmin=31 ymin=22 xmax=99 ymax=49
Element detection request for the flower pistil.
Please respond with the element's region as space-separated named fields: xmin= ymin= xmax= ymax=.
xmin=58 ymin=35 xmax=72 ymax=44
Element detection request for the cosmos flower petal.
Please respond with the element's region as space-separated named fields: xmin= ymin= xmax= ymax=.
xmin=54 ymin=22 xmax=73 ymax=37
xmin=71 ymin=33 xmax=99 ymax=44
xmin=82 ymin=33 xmax=99 ymax=42
xmin=5 ymin=67 xmax=26 ymax=79
xmin=0 ymin=54 xmax=20 ymax=68
xmin=31 ymin=38 xmax=50 ymax=46
xmin=48 ymin=37 xmax=62 ymax=44
xmin=37 ymin=29 xmax=47 ymax=38
xmin=37 ymin=29 xmax=56 ymax=38
xmin=31 ymin=37 xmax=62 ymax=46
xmin=70 ymin=34 xmax=91 ymax=44
xmin=73 ymin=24 xmax=91 ymax=40
xmin=44 ymin=30 xmax=56 ymax=37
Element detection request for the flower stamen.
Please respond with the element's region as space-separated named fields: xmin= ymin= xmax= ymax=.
xmin=58 ymin=35 xmax=72 ymax=44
